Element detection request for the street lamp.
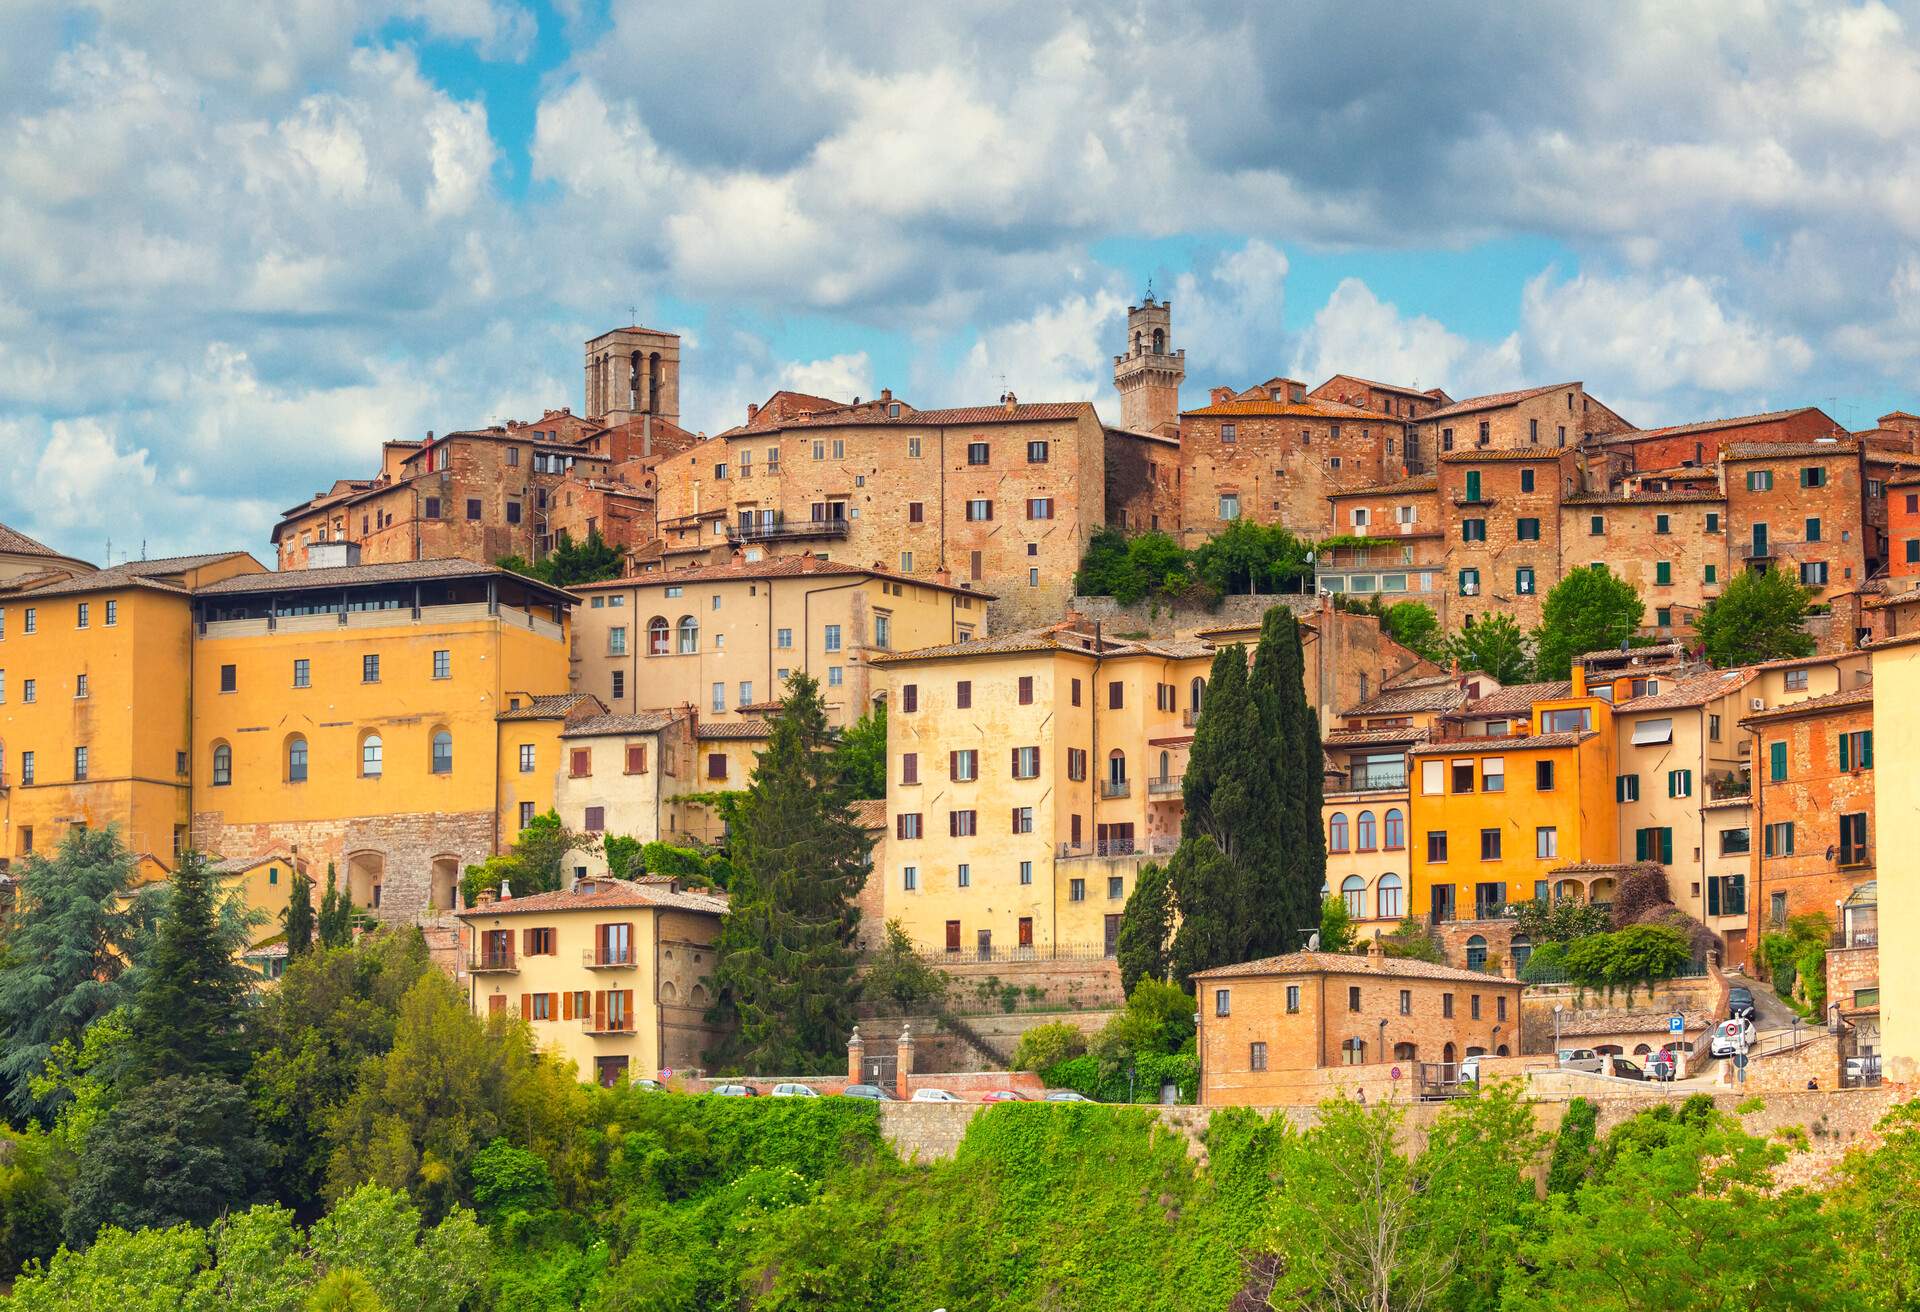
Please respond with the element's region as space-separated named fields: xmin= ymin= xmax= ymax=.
xmin=1553 ymin=1003 xmax=1565 ymax=1054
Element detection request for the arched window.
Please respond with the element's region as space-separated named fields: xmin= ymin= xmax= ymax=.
xmin=1341 ymin=875 xmax=1366 ymax=918
xmin=691 ymin=983 xmax=709 ymax=1005
xmin=1393 ymin=1042 xmax=1418 ymax=1061
xmin=1496 ymin=1044 xmax=1510 ymax=1057
xmin=1152 ymin=327 xmax=1165 ymax=354
xmin=431 ymin=730 xmax=453 ymax=775
xmin=1594 ymin=1044 xmax=1623 ymax=1056
xmin=1377 ymin=872 xmax=1403 ymax=920
xmin=1356 ymin=810 xmax=1377 ymax=851
xmin=361 ymin=733 xmax=384 ymax=778
xmin=1158 ymin=750 xmax=1170 ymax=782
xmin=1383 ymin=807 xmax=1405 ymax=850
xmin=677 ymin=615 xmax=699 ymax=654
xmin=1509 ymin=934 xmax=1533 ymax=971
xmin=1633 ymin=1043 xmax=1652 ymax=1056
xmin=1341 ymin=1038 xmax=1367 ymax=1066
xmin=1442 ymin=1042 xmax=1457 ymax=1066
xmin=212 ymin=742 xmax=232 ymax=787
xmin=1190 ymin=677 xmax=1206 ymax=712
xmin=287 ymin=736 xmax=308 ymax=783
xmin=1328 ymin=813 xmax=1349 ymax=852
xmin=1465 ymin=934 xmax=1488 ymax=972
xmin=1107 ymin=749 xmax=1127 ymax=786
xmin=648 ymin=616 xmax=670 ymax=655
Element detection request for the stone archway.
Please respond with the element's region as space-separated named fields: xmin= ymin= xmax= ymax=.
xmin=429 ymin=855 xmax=460 ymax=913
xmin=346 ymin=850 xmax=385 ymax=911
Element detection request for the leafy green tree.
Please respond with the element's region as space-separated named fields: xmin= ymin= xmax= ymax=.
xmin=1508 ymin=1105 xmax=1843 ymax=1311
xmin=28 ymin=1007 xmax=132 ymax=1154
xmin=1193 ymin=521 xmax=1312 ymax=595
xmin=460 ymin=809 xmax=593 ymax=905
xmin=1696 ymin=565 xmax=1816 ymax=668
xmin=307 ymin=1186 xmax=489 ymax=1312
xmin=1319 ymin=894 xmax=1354 ymax=953
xmin=283 ymin=869 xmax=316 ymax=959
xmin=1829 ymin=1100 xmax=1920 ymax=1309
xmin=1377 ymin=916 xmax=1443 ymax=963
xmin=1532 ymin=565 xmax=1645 ymax=680
xmin=1245 ymin=607 xmax=1327 ymax=957
xmin=860 ymin=919 xmax=948 ymax=1011
xmin=1088 ymin=978 xmax=1195 ymax=1065
xmin=1513 ymin=895 xmax=1612 ymax=943
xmin=706 ymin=673 xmax=872 ymax=1073
xmin=0 ymin=1124 xmax=69 ymax=1281
xmin=317 ymin=863 xmax=354 ymax=950
xmin=65 ymin=1074 xmax=270 ymax=1243
xmin=1074 ymin=528 xmax=1194 ymax=603
xmin=246 ymin=932 xmax=432 ymax=1210
xmin=4 ymin=1222 xmax=217 ymax=1312
xmin=1167 ymin=641 xmax=1262 ymax=982
xmin=1445 ymin=612 xmax=1536 ymax=683
xmin=829 ymin=699 xmax=887 ymax=801
xmin=1010 ymin=1022 xmax=1086 ymax=1073
xmin=601 ymin=834 xmax=642 ymax=877
xmin=1115 ymin=861 xmax=1173 ymax=995
xmin=1334 ymin=595 xmax=1445 ymax=663
xmin=1545 ymin=1097 xmax=1599 ymax=1195
xmin=130 ymin=851 xmax=258 ymax=1084
xmin=304 ymin=1271 xmax=389 ymax=1312
xmin=498 ymin=527 xmax=625 ymax=587
xmin=0 ymin=826 xmax=165 ymax=1119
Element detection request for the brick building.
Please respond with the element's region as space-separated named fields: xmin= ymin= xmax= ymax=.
xmin=1437 ymin=448 xmax=1577 ymax=629
xmin=1740 ymin=684 xmax=1874 ymax=967
xmin=1414 ymin=382 xmax=1634 ymax=461
xmin=1722 ymin=440 xmax=1870 ymax=603
xmin=1104 ymin=427 xmax=1183 ymax=534
xmin=649 ymin=392 xmax=1107 ymax=629
xmin=1559 ymin=489 xmax=1728 ymax=636
xmin=1308 ymin=375 xmax=1453 ymax=438
xmin=1194 ymin=943 xmax=1523 ymax=1106
xmin=1111 ymin=297 xmax=1185 ymax=438
xmin=1589 ymin=407 xmax=1844 ymax=473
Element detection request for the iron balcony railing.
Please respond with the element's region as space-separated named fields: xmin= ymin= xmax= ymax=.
xmin=1182 ymin=708 xmax=1201 ymax=727
xmin=1348 ymin=766 xmax=1407 ymax=791
xmin=1147 ymin=774 xmax=1183 ymax=795
xmin=582 ymin=948 xmax=635 ymax=969
xmin=726 ymin=517 xmax=850 ymax=543
xmin=1057 ymin=838 xmax=1149 ymax=859
xmin=469 ymin=948 xmax=517 ymax=973
xmin=1101 ymin=778 xmax=1132 ymax=799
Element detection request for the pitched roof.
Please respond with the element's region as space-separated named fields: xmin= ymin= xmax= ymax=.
xmin=14 ymin=552 xmax=261 ymax=599
xmin=1191 ymin=950 xmax=1518 ymax=984
xmin=1437 ymin=446 xmax=1567 ymax=462
xmin=192 ymin=557 xmax=576 ymax=605
xmin=1409 ymin=731 xmax=1591 ymax=756
xmin=872 ymin=624 xmax=1214 ymax=667
xmin=726 ymin=400 xmax=1096 ymax=435
xmin=206 ymin=853 xmax=293 ymax=875
xmin=1457 ymin=679 xmax=1572 ymax=718
xmin=457 ymin=876 xmax=727 ymax=918
xmin=1420 ymin=383 xmax=1570 ymax=420
xmin=1561 ymin=490 xmax=1726 ymax=506
xmin=569 ymin=552 xmax=991 ymax=598
xmin=1328 ymin=473 xmax=1438 ymax=499
xmin=497 ymin=692 xmax=601 ymax=721
xmin=0 ymin=522 xmax=69 ymax=560
xmin=1340 ymin=675 xmax=1468 ymax=717
xmin=696 ymin=720 xmax=773 ymax=740
xmin=1614 ymin=668 xmax=1755 ymax=712
xmin=1739 ymin=683 xmax=1872 ymax=724
xmin=1592 ymin=407 xmax=1836 ymax=444
xmin=1316 ymin=374 xmax=1450 ymax=401
xmin=1181 ymin=397 xmax=1380 ymax=420
xmin=1549 ymin=861 xmax=1669 ymax=877
xmin=1580 ymin=641 xmax=1688 ymax=667
xmin=1721 ymin=440 xmax=1857 ymax=460
xmin=1324 ymin=725 xmax=1431 ymax=747
xmin=851 ymin=798 xmax=887 ymax=830
xmin=562 ymin=710 xmax=688 ymax=737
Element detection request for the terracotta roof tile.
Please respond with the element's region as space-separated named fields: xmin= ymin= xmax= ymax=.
xmin=1409 ymin=730 xmax=1591 ymax=756
xmin=562 ymin=711 xmax=688 ymax=737
xmin=1192 ymin=950 xmax=1518 ymax=984
xmin=193 ymin=557 xmax=578 ymax=605
xmin=1739 ymin=684 xmax=1872 ymax=723
xmin=497 ymin=693 xmax=601 ymax=721
xmin=1580 ymin=641 xmax=1688 ymax=666
xmin=1437 ymin=446 xmax=1567 ymax=462
xmin=0 ymin=522 xmax=69 ymax=560
xmin=1328 ymin=473 xmax=1438 ymax=498
xmin=1341 ymin=675 xmax=1470 ymax=717
xmin=1457 ymin=679 xmax=1572 ymax=718
xmin=570 ymin=553 xmax=990 ymax=599
xmin=1181 ymin=398 xmax=1381 ymax=420
xmin=1421 ymin=383 xmax=1570 ymax=420
xmin=1613 ymin=668 xmax=1755 ymax=712
xmin=1325 ymin=725 xmax=1431 ymax=747
xmin=728 ymin=400 xmax=1095 ymax=435
xmin=1722 ymin=440 xmax=1858 ymax=460
xmin=1561 ymin=490 xmax=1725 ymax=506
xmin=457 ymin=876 xmax=727 ymax=918
xmin=696 ymin=720 xmax=773 ymax=740
xmin=17 ymin=552 xmax=263 ymax=600
xmin=1592 ymin=408 xmax=1835 ymax=444
xmin=851 ymin=798 xmax=887 ymax=829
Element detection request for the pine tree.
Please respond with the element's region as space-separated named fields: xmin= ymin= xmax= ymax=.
xmin=318 ymin=862 xmax=352 ymax=949
xmin=283 ymin=868 xmax=316 ymax=958
xmin=1167 ymin=645 xmax=1261 ymax=982
xmin=1115 ymin=861 xmax=1173 ymax=996
xmin=705 ymin=672 xmax=873 ymax=1074
xmin=129 ymin=850 xmax=256 ymax=1082
xmin=1245 ymin=606 xmax=1325 ymax=958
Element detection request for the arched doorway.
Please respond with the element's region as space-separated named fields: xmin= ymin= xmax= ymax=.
xmin=430 ymin=856 xmax=460 ymax=912
xmin=1465 ymin=934 xmax=1488 ymax=971
xmin=1442 ymin=1042 xmax=1457 ymax=1066
xmin=347 ymin=850 xmax=384 ymax=911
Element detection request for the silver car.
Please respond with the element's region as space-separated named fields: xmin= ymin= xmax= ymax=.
xmin=770 ymin=1082 xmax=820 ymax=1098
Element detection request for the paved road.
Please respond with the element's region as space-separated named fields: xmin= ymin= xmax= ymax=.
xmin=1733 ymin=971 xmax=1803 ymax=1036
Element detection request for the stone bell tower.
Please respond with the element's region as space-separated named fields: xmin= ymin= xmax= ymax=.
xmin=1112 ymin=295 xmax=1185 ymax=438
xmin=585 ymin=325 xmax=682 ymax=426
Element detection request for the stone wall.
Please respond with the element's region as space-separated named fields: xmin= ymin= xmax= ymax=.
xmin=1519 ymin=972 xmax=1727 ymax=1054
xmin=928 ymin=954 xmax=1126 ymax=1011
xmin=1067 ymin=592 xmax=1309 ymax=640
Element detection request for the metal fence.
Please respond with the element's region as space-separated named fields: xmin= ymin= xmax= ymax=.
xmin=1519 ymin=959 xmax=1710 ymax=986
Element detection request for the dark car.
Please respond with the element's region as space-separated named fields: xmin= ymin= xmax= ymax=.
xmin=1608 ymin=1058 xmax=1647 ymax=1081
xmin=981 ymin=1090 xmax=1030 ymax=1103
xmin=839 ymin=1083 xmax=893 ymax=1101
xmin=1727 ymin=987 xmax=1757 ymax=1021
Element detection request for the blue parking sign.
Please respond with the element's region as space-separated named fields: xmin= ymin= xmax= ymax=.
xmin=1669 ymin=1015 xmax=1685 ymax=1034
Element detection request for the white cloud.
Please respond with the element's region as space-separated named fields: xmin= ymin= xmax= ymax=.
xmin=779 ymin=353 xmax=873 ymax=402
xmin=937 ymin=288 xmax=1130 ymax=406
xmin=1168 ymin=241 xmax=1291 ymax=383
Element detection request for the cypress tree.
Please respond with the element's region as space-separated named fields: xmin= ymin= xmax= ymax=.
xmin=318 ymin=862 xmax=351 ymax=949
xmin=1245 ymin=606 xmax=1326 ymax=957
xmin=1115 ymin=860 xmax=1173 ymax=996
xmin=1167 ymin=645 xmax=1261 ymax=981
xmin=129 ymin=851 xmax=255 ymax=1082
xmin=706 ymin=671 xmax=872 ymax=1073
xmin=283 ymin=868 xmax=316 ymax=958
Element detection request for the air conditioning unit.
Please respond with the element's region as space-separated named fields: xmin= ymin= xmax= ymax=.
xmin=1750 ymin=698 xmax=1765 ymax=711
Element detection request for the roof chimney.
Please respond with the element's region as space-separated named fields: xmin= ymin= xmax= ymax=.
xmin=1003 ymin=391 xmax=1018 ymax=413
xmin=476 ymin=888 xmax=495 ymax=907
xmin=880 ymin=387 xmax=892 ymax=402
xmin=1366 ymin=937 xmax=1385 ymax=962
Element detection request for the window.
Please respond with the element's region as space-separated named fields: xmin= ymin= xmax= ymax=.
xmin=21 ymin=609 xmax=32 ymax=634
xmin=19 ymin=752 xmax=31 ymax=786
xmin=610 ymin=670 xmax=625 ymax=700
xmin=1769 ymin=740 xmax=1787 ymax=781
xmin=1806 ymin=516 xmax=1823 ymax=543
xmin=1655 ymin=560 xmax=1672 ymax=585
xmin=1215 ymin=989 xmax=1231 ymax=1017
xmin=1329 ymin=813 xmax=1350 ymax=852
xmin=1027 ymin=497 xmax=1054 ymax=520
xmin=897 ymin=813 xmax=923 ymax=840
xmin=430 ymin=730 xmax=453 ymax=774
xmin=104 ymin=601 xmax=115 ymax=626
xmin=1109 ymin=876 xmax=1124 ymax=900
xmin=1342 ymin=875 xmax=1366 ymax=918
xmin=957 ymin=864 xmax=971 ymax=888
xmin=1535 ymin=760 xmax=1555 ymax=790
xmin=288 ymin=737 xmax=308 ymax=783
xmin=1018 ymin=675 xmax=1034 ymax=705
xmin=1784 ymin=668 xmax=1809 ymax=690
xmin=1012 ymin=805 xmax=1033 ymax=833
xmin=361 ymin=734 xmax=384 ymax=778
xmin=966 ymin=499 xmax=993 ymax=521
xmin=1840 ymin=730 xmax=1873 ymax=771
xmin=1459 ymin=568 xmax=1480 ymax=595
xmin=901 ymin=866 xmax=918 ymax=892
xmin=678 ymin=616 xmax=699 ymax=654
xmin=951 ymin=749 xmax=978 ymax=782
xmin=1380 ymin=808 xmax=1406 ymax=851
xmin=967 ymin=441 xmax=990 ymax=465
xmin=1220 ymin=423 xmax=1237 ymax=444
xmin=949 ymin=810 xmax=977 ymax=837
xmin=1616 ymin=771 xmax=1642 ymax=803
xmin=1746 ymin=469 xmax=1774 ymax=492
xmin=73 ymin=673 xmax=86 ymax=699
xmin=72 ymin=746 xmax=87 ymax=781
xmin=1764 ymin=821 xmax=1796 ymax=857
xmin=212 ymin=743 xmax=232 ymax=786
xmin=1070 ymin=878 xmax=1086 ymax=902
xmin=1218 ymin=494 xmax=1240 ymax=520
xmin=1341 ymin=1039 xmax=1366 ymax=1065
xmin=900 ymin=752 xmax=919 ymax=785
xmin=1427 ymin=831 xmax=1448 ymax=862
xmin=1634 ymin=826 xmax=1675 ymax=864
xmin=362 ymin=654 xmax=379 ymax=683
xmin=711 ymin=682 xmax=725 ymax=712
xmin=824 ymin=624 xmax=842 ymax=652
xmin=219 ymin=663 xmax=237 ymax=692
xmin=1356 ymin=810 xmax=1377 ymax=850
xmin=1516 ymin=567 xmax=1536 ymax=594
xmin=1012 ymin=746 xmax=1039 ymax=779
xmin=737 ymin=680 xmax=754 ymax=707
xmin=1516 ymin=517 xmax=1540 ymax=541
xmin=1840 ymin=812 xmax=1869 ymax=866
xmin=707 ymin=753 xmax=728 ymax=781
xmin=75 ymin=602 xmax=88 ymax=629
xmin=21 ymin=678 xmax=33 ymax=703
xmin=828 ymin=666 xmax=842 ymax=687
xmin=466 ymin=498 xmax=482 ymax=521
xmin=1706 ymin=512 xmax=1720 ymax=533
xmin=1800 ymin=561 xmax=1828 ymax=586
xmin=1655 ymin=513 xmax=1670 ymax=535
xmin=1451 ymin=760 xmax=1475 ymax=794
xmin=874 ymin=614 xmax=892 ymax=649
xmin=1461 ymin=518 xmax=1487 ymax=542
xmin=1536 ymin=826 xmax=1558 ymax=858
xmin=1669 ymin=768 xmax=1692 ymax=798
xmin=1480 ymin=828 xmax=1501 ymax=860
xmin=1520 ymin=467 xmax=1536 ymax=493
xmin=1801 ymin=465 xmax=1827 ymax=488
xmin=1019 ymin=860 xmax=1033 ymax=884
xmin=1590 ymin=514 xmax=1604 ymax=535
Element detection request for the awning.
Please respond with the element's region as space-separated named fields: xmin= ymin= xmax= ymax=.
xmin=1630 ymin=717 xmax=1673 ymax=745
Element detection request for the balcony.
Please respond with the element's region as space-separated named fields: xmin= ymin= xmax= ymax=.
xmin=582 ymin=949 xmax=635 ymax=970
xmin=1708 ymin=774 xmax=1751 ymax=802
xmin=1346 ymin=766 xmax=1407 ymax=792
xmin=469 ymin=950 xmax=517 ymax=974
xmin=725 ymin=516 xmax=850 ymax=544
xmin=581 ymin=1016 xmax=637 ymax=1037
xmin=1147 ymin=773 xmax=1183 ymax=796
xmin=1182 ymin=708 xmax=1201 ymax=727
xmin=1101 ymin=778 xmax=1132 ymax=799
xmin=1742 ymin=542 xmax=1775 ymax=560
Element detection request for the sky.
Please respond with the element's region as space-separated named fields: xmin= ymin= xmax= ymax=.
xmin=5 ymin=0 xmax=1920 ymax=560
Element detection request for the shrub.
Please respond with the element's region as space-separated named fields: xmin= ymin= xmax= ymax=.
xmin=1378 ymin=917 xmax=1443 ymax=963
xmin=1011 ymin=1023 xmax=1087 ymax=1073
xmin=1040 ymin=1052 xmax=1199 ymax=1103
xmin=1519 ymin=940 xmax=1569 ymax=982
xmin=1090 ymin=979 xmax=1195 ymax=1066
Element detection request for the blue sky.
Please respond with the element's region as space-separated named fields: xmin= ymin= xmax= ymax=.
xmin=3 ymin=0 xmax=1919 ymax=557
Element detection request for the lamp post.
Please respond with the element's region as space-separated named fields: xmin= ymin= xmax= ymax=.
xmin=1553 ymin=1003 xmax=1565 ymax=1054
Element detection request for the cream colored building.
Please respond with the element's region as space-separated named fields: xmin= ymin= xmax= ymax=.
xmin=458 ymin=875 xmax=727 ymax=1086
xmin=1871 ymin=634 xmax=1919 ymax=1081
xmin=552 ymin=710 xmax=703 ymax=873
xmin=871 ymin=626 xmax=1214 ymax=958
xmin=568 ymin=555 xmax=989 ymax=730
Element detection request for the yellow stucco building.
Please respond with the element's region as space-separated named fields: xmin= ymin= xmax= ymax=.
xmin=1869 ymin=635 xmax=1919 ymax=1081
xmin=871 ymin=625 xmax=1214 ymax=957
xmin=458 ymin=874 xmax=727 ymax=1085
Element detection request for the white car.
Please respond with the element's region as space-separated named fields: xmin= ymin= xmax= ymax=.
xmin=1710 ymin=1017 xmax=1756 ymax=1058
xmin=911 ymin=1087 xmax=964 ymax=1103
xmin=770 ymin=1082 xmax=820 ymax=1098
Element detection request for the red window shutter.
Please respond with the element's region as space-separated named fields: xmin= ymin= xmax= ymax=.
xmin=627 ymin=744 xmax=646 ymax=773
xmin=1011 ymin=806 xmax=1020 ymax=832
xmin=570 ymin=748 xmax=589 ymax=777
xmin=957 ymin=681 xmax=971 ymax=708
xmin=594 ymin=990 xmax=607 ymax=1032
xmin=1011 ymin=749 xmax=1019 ymax=776
xmin=1018 ymin=676 xmax=1033 ymax=704
xmin=621 ymin=989 xmax=635 ymax=1031
xmin=970 ymin=550 xmax=982 ymax=581
xmin=519 ymin=992 xmax=530 ymax=1018
xmin=522 ymin=928 xmax=534 ymax=955
xmin=949 ymin=751 xmax=958 ymax=778
xmin=548 ymin=993 xmax=559 ymax=1020
xmin=902 ymin=684 xmax=917 ymax=712
xmin=488 ymin=994 xmax=505 ymax=1015
xmin=625 ymin=924 xmax=635 ymax=966
xmin=562 ymin=991 xmax=574 ymax=1020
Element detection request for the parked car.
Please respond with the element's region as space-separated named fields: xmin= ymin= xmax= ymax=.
xmin=1647 ymin=1050 xmax=1678 ymax=1082
xmin=911 ymin=1088 xmax=964 ymax=1103
xmin=770 ymin=1082 xmax=820 ymax=1098
xmin=1608 ymin=1058 xmax=1647 ymax=1082
xmin=711 ymin=1083 xmax=758 ymax=1097
xmin=1727 ymin=987 xmax=1757 ymax=1021
xmin=981 ymin=1090 xmax=1029 ymax=1102
xmin=1456 ymin=1056 xmax=1481 ymax=1085
xmin=631 ymin=1078 xmax=666 ymax=1092
xmin=1557 ymin=1048 xmax=1604 ymax=1073
xmin=1042 ymin=1090 xmax=1093 ymax=1102
xmin=1710 ymin=1017 xmax=1756 ymax=1058
xmin=839 ymin=1083 xmax=893 ymax=1101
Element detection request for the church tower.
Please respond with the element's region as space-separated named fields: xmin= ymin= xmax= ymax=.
xmin=585 ymin=325 xmax=682 ymax=427
xmin=1112 ymin=296 xmax=1185 ymax=437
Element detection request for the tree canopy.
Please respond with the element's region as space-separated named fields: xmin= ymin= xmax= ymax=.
xmin=496 ymin=527 xmax=624 ymax=588
xmin=1532 ymin=565 xmax=1645 ymax=679
xmin=128 ymin=852 xmax=258 ymax=1085
xmin=1696 ymin=565 xmax=1817 ymax=667
xmin=1444 ymin=612 xmax=1536 ymax=683
xmin=829 ymin=699 xmax=887 ymax=801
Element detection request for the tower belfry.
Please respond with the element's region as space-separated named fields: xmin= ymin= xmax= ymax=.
xmin=1112 ymin=295 xmax=1184 ymax=437
xmin=585 ymin=325 xmax=682 ymax=426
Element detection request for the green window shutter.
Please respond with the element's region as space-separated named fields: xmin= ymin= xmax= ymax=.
xmin=1864 ymin=731 xmax=1874 ymax=769
xmin=1465 ymin=471 xmax=1481 ymax=501
xmin=1840 ymin=733 xmax=1850 ymax=772
xmin=1656 ymin=561 xmax=1672 ymax=585
xmin=1660 ymin=828 xmax=1673 ymax=865
xmin=1707 ymin=878 xmax=1721 ymax=916
xmin=1616 ymin=775 xmax=1627 ymax=802
xmin=1784 ymin=822 xmax=1794 ymax=855
xmin=1634 ymin=829 xmax=1648 ymax=862
xmin=1770 ymin=740 xmax=1786 ymax=781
